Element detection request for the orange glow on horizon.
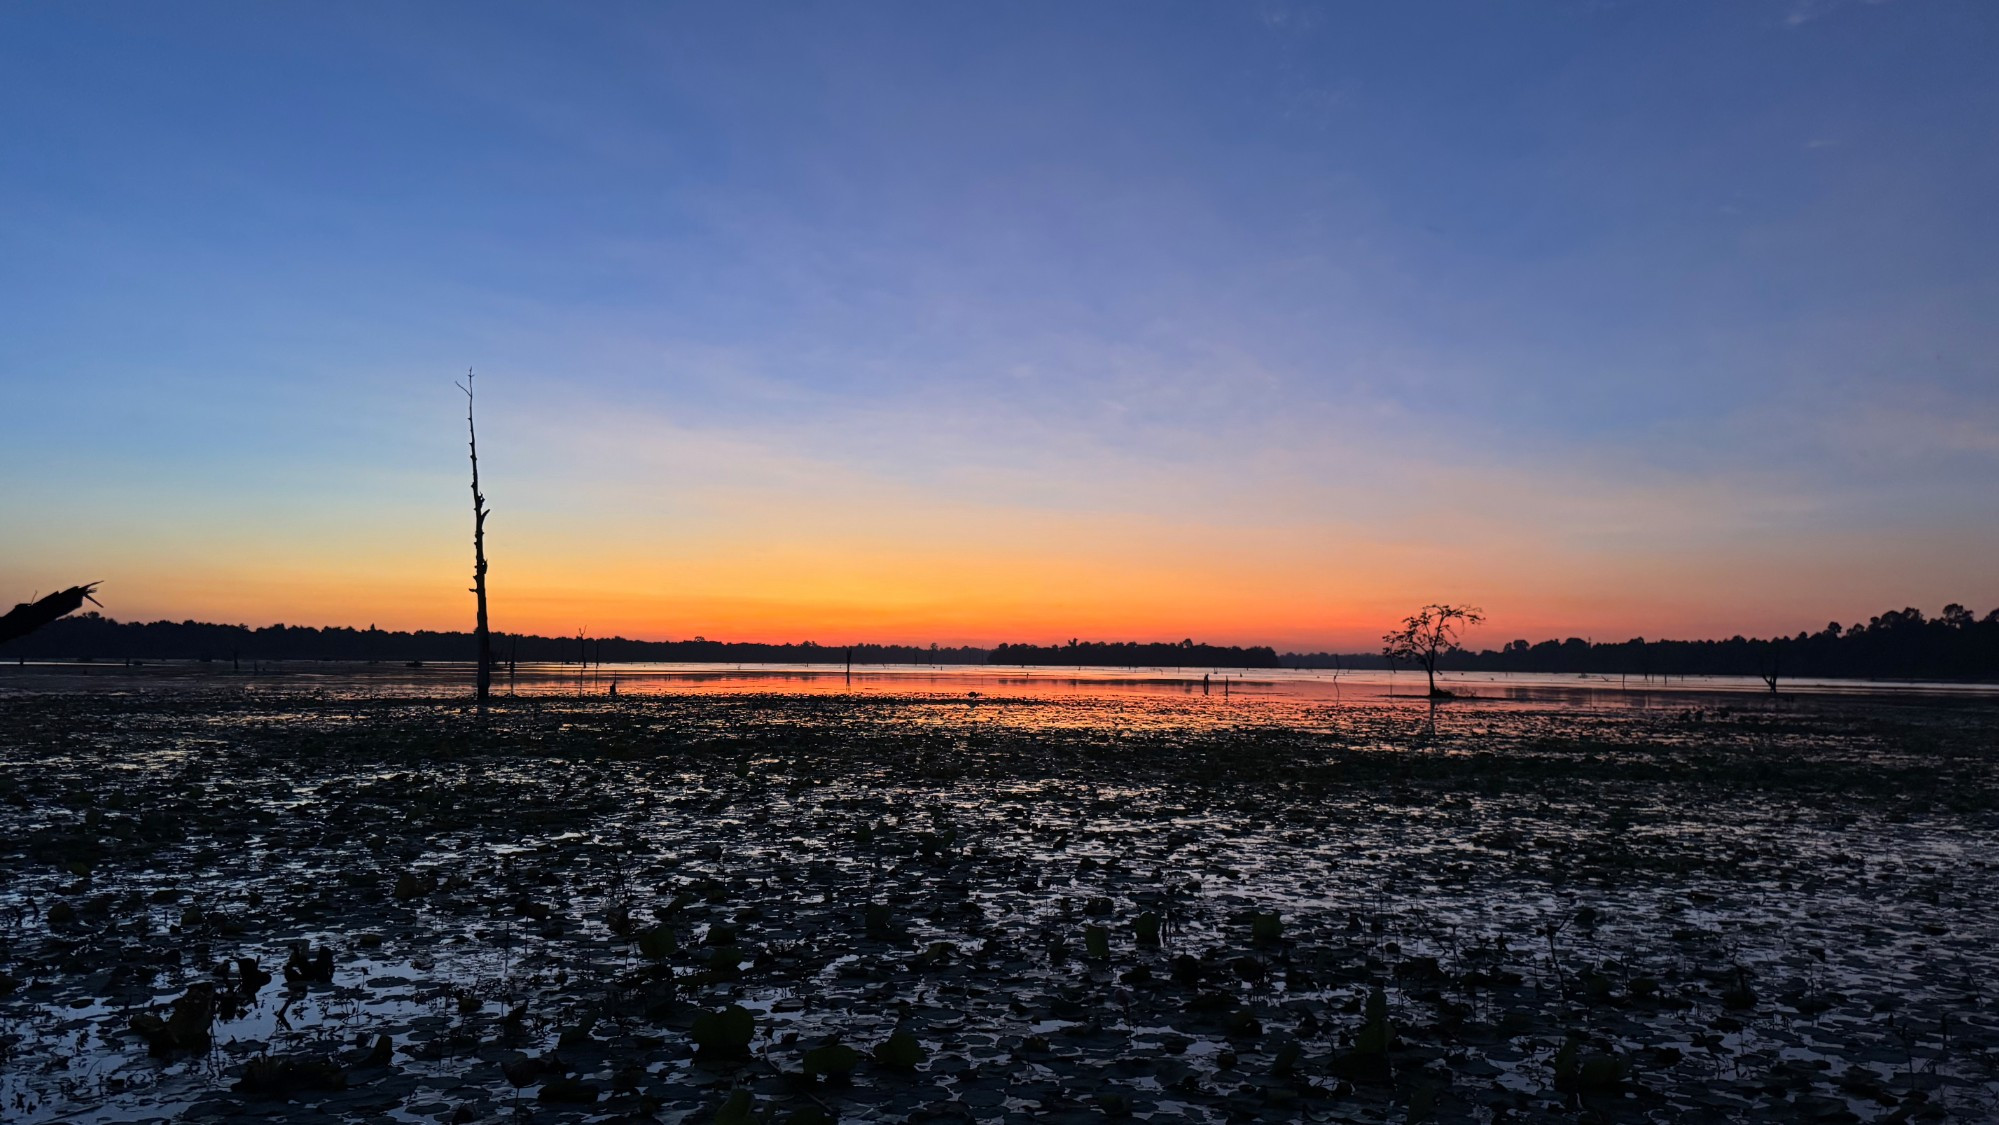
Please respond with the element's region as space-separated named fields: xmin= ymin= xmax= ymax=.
xmin=31 ymin=527 xmax=1986 ymax=654
xmin=8 ymin=434 xmax=1992 ymax=653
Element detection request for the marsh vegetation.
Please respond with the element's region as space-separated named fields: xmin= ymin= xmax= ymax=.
xmin=1 ymin=683 xmax=1995 ymax=1123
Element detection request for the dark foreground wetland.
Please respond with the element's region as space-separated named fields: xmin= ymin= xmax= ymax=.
xmin=3 ymin=678 xmax=1997 ymax=1123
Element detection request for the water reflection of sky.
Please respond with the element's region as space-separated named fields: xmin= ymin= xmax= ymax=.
xmin=5 ymin=661 xmax=1996 ymax=708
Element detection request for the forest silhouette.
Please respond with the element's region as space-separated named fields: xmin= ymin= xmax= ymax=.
xmin=6 ymin=605 xmax=1997 ymax=680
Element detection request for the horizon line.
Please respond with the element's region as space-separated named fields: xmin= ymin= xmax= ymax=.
xmin=30 ymin=605 xmax=1996 ymax=656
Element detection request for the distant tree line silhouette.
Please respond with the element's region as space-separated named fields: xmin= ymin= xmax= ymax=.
xmin=0 ymin=615 xmax=988 ymax=667
xmin=1288 ymin=605 xmax=1999 ymax=682
xmin=987 ymin=639 xmax=1282 ymax=669
xmin=7 ymin=605 xmax=1997 ymax=681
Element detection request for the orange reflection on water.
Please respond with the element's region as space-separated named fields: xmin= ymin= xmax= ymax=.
xmin=7 ymin=660 xmax=1992 ymax=738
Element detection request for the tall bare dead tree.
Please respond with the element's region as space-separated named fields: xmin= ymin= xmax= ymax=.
xmin=457 ymin=369 xmax=493 ymax=703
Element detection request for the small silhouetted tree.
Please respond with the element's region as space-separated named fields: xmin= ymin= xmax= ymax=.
xmin=457 ymin=369 xmax=493 ymax=703
xmin=1382 ymin=604 xmax=1485 ymax=698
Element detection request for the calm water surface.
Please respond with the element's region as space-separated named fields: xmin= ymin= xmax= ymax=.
xmin=5 ymin=660 xmax=1993 ymax=709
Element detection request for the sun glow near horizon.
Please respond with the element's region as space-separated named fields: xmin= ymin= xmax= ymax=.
xmin=13 ymin=458 xmax=1987 ymax=652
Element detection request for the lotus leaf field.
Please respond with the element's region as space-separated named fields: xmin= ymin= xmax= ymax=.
xmin=2 ymin=683 xmax=1996 ymax=1123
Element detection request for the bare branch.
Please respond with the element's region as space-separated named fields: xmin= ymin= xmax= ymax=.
xmin=0 ymin=583 xmax=104 ymax=646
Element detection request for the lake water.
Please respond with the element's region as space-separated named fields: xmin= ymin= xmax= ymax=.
xmin=5 ymin=659 xmax=1994 ymax=708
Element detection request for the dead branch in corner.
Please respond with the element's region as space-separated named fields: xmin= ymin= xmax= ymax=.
xmin=0 ymin=583 xmax=103 ymax=646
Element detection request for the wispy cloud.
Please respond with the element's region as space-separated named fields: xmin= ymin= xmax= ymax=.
xmin=1786 ymin=0 xmax=1903 ymax=28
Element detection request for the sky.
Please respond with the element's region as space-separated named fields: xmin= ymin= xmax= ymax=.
xmin=2 ymin=1 xmax=1995 ymax=651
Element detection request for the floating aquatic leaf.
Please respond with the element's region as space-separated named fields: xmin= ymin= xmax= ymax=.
xmin=1553 ymin=1035 xmax=1628 ymax=1093
xmin=1134 ymin=910 xmax=1161 ymax=944
xmin=638 ymin=923 xmax=677 ymax=960
xmin=691 ymin=1003 xmax=755 ymax=1059
xmin=1272 ymin=1038 xmax=1301 ymax=1076
xmin=234 ymin=1054 xmax=348 ymax=1096
xmin=1249 ymin=910 xmax=1282 ymax=942
xmin=1084 ymin=923 xmax=1110 ymax=960
xmin=872 ymin=1029 xmax=925 ymax=1069
xmin=801 ymin=1041 xmax=859 ymax=1078
xmin=538 ymin=1077 xmax=600 ymax=1103
xmin=712 ymin=1089 xmax=756 ymax=1124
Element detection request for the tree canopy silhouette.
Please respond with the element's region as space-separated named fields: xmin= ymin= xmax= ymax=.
xmin=11 ymin=605 xmax=1999 ymax=683
xmin=1382 ymin=604 xmax=1485 ymax=698
xmin=987 ymin=639 xmax=1280 ymax=669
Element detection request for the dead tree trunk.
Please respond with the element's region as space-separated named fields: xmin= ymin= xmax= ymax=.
xmin=458 ymin=370 xmax=493 ymax=703
xmin=0 ymin=583 xmax=102 ymax=647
